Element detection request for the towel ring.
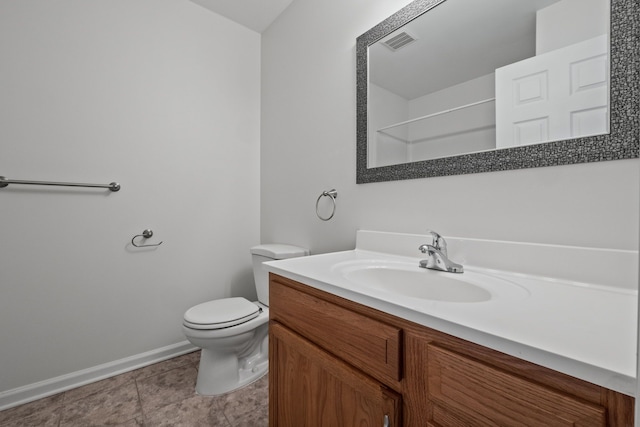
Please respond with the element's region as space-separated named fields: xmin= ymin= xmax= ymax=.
xmin=132 ymin=229 xmax=163 ymax=248
xmin=316 ymin=189 xmax=337 ymax=221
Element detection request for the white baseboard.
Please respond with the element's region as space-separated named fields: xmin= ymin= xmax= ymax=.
xmin=0 ymin=341 xmax=197 ymax=411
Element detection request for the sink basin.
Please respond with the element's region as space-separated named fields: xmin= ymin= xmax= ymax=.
xmin=345 ymin=267 xmax=490 ymax=302
xmin=334 ymin=260 xmax=529 ymax=303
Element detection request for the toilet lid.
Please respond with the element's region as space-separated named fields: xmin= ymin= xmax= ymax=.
xmin=183 ymin=297 xmax=261 ymax=330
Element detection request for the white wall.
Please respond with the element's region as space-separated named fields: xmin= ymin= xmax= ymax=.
xmin=536 ymin=0 xmax=609 ymax=54
xmin=0 ymin=0 xmax=260 ymax=399
xmin=370 ymin=74 xmax=496 ymax=165
xmin=261 ymin=0 xmax=638 ymax=254
xmin=408 ymin=73 xmax=496 ymax=161
xmin=368 ymin=83 xmax=409 ymax=167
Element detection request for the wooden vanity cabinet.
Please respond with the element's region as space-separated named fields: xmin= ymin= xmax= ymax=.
xmin=270 ymin=323 xmax=401 ymax=426
xmin=269 ymin=274 xmax=634 ymax=426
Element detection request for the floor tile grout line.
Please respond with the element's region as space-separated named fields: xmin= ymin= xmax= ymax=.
xmin=56 ymin=399 xmax=62 ymax=427
xmin=134 ymin=376 xmax=144 ymax=424
xmin=57 ymin=391 xmax=64 ymax=427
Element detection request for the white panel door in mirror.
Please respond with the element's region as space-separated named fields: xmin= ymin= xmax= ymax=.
xmin=495 ymin=34 xmax=608 ymax=148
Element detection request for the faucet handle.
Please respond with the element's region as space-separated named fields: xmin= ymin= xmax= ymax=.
xmin=427 ymin=230 xmax=447 ymax=256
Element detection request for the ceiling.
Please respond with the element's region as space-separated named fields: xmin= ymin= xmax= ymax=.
xmin=188 ymin=0 xmax=294 ymax=33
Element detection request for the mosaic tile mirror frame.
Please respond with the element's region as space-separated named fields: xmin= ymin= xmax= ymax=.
xmin=356 ymin=0 xmax=639 ymax=183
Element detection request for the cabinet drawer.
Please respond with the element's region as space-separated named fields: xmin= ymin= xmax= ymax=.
xmin=427 ymin=344 xmax=606 ymax=426
xmin=270 ymin=276 xmax=402 ymax=383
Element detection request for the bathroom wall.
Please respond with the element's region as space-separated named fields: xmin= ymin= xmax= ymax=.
xmin=407 ymin=73 xmax=496 ymax=160
xmin=369 ymin=73 xmax=496 ymax=166
xmin=368 ymin=83 xmax=409 ymax=167
xmin=261 ymin=0 xmax=638 ymax=252
xmin=536 ymin=0 xmax=609 ymax=55
xmin=0 ymin=0 xmax=260 ymax=403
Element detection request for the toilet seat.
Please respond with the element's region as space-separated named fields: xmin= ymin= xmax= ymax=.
xmin=183 ymin=297 xmax=261 ymax=330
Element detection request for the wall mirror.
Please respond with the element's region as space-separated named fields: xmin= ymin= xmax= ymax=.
xmin=356 ymin=0 xmax=638 ymax=183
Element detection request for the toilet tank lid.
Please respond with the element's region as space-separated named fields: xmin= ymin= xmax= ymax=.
xmin=250 ymin=244 xmax=309 ymax=259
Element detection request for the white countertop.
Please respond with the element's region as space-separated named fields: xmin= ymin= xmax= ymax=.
xmin=264 ymin=231 xmax=638 ymax=396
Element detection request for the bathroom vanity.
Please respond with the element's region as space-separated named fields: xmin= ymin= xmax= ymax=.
xmin=269 ymin=274 xmax=633 ymax=425
xmin=266 ymin=231 xmax=637 ymax=426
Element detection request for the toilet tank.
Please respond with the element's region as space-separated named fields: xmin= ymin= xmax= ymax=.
xmin=250 ymin=244 xmax=309 ymax=306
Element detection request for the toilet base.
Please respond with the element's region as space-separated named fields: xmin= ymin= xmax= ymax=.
xmin=195 ymin=345 xmax=268 ymax=396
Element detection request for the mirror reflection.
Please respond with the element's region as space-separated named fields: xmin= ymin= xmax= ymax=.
xmin=368 ymin=0 xmax=610 ymax=168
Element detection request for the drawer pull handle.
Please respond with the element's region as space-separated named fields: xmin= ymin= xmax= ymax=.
xmin=383 ymin=414 xmax=390 ymax=427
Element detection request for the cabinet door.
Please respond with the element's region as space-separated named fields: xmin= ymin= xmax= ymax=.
xmin=270 ymin=322 xmax=401 ymax=427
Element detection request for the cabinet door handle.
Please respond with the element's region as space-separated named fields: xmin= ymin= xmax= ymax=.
xmin=383 ymin=414 xmax=390 ymax=427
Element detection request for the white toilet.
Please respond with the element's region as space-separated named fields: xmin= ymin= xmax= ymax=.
xmin=182 ymin=244 xmax=309 ymax=395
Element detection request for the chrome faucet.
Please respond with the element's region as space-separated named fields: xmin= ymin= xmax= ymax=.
xmin=418 ymin=231 xmax=464 ymax=273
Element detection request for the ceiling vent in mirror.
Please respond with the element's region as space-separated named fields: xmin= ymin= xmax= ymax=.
xmin=382 ymin=31 xmax=417 ymax=51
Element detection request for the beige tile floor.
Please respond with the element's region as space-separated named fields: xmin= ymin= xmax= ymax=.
xmin=0 ymin=351 xmax=268 ymax=426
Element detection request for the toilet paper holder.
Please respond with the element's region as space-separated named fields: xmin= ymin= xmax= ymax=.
xmin=132 ymin=229 xmax=163 ymax=248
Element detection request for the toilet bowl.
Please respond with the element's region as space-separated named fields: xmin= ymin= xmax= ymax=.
xmin=183 ymin=244 xmax=308 ymax=396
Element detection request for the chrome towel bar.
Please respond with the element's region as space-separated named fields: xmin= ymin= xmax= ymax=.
xmin=0 ymin=176 xmax=120 ymax=192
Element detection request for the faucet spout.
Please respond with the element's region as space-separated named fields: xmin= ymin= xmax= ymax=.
xmin=418 ymin=233 xmax=464 ymax=273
